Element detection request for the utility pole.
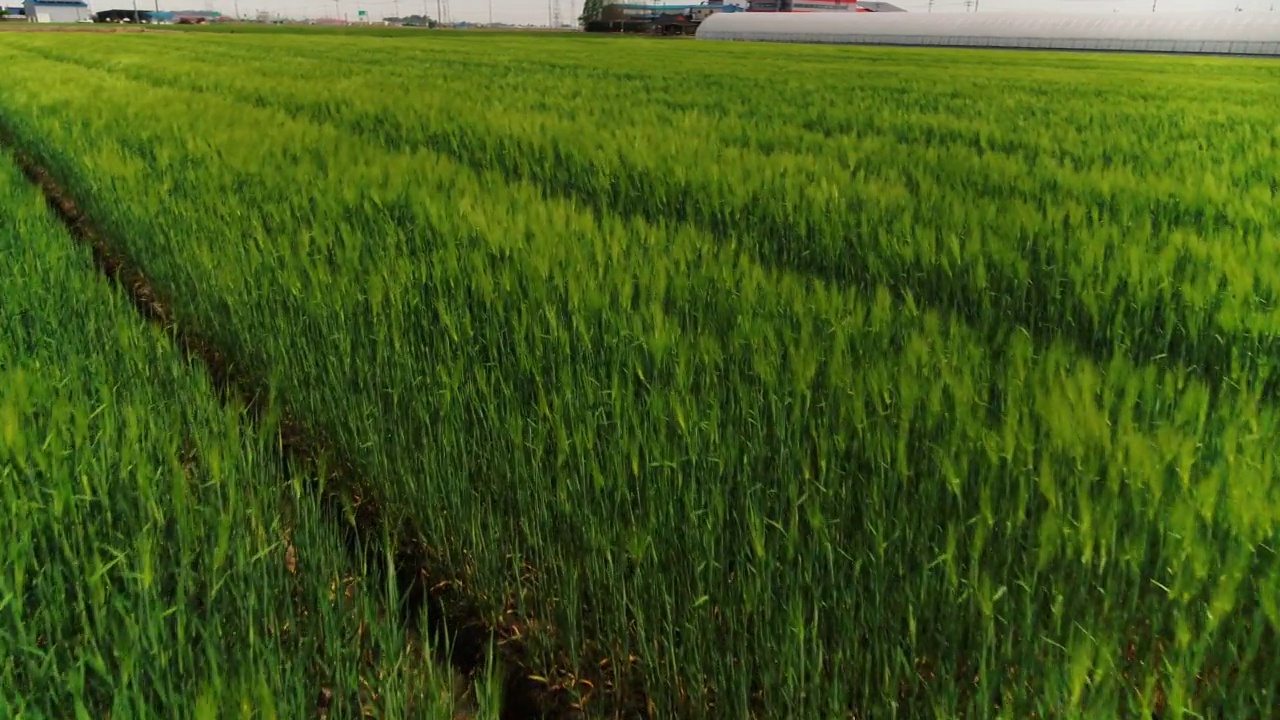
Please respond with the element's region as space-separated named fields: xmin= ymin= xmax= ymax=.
xmin=487 ymin=0 xmax=492 ymax=24
xmin=132 ymin=0 xmax=139 ymax=22
xmin=335 ymin=0 xmax=339 ymax=19
xmin=233 ymin=0 xmax=239 ymax=19
xmin=926 ymin=0 xmax=933 ymax=10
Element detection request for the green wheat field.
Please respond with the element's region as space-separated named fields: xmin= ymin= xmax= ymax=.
xmin=1 ymin=28 xmax=1278 ymax=719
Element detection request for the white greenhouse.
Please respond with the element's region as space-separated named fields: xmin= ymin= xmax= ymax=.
xmin=695 ymin=12 xmax=1280 ymax=56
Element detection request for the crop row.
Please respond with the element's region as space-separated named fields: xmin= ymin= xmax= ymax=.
xmin=2 ymin=36 xmax=1278 ymax=718
xmin=19 ymin=34 xmax=1280 ymax=395
xmin=0 ymin=151 xmax=481 ymax=717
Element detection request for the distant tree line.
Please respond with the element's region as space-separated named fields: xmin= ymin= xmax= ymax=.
xmin=387 ymin=13 xmax=438 ymax=26
xmin=579 ymin=0 xmax=604 ymax=24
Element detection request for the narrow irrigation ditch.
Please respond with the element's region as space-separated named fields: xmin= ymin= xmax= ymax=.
xmin=0 ymin=132 xmax=643 ymax=720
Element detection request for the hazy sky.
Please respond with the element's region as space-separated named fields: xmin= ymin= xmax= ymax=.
xmin=147 ymin=0 xmax=1279 ymax=37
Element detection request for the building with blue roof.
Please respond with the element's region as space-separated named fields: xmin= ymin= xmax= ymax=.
xmin=23 ymin=0 xmax=92 ymax=22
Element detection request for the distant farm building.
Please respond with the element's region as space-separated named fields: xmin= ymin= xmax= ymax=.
xmin=169 ymin=8 xmax=221 ymax=21
xmin=22 ymin=0 xmax=91 ymax=22
xmin=586 ymin=0 xmax=900 ymax=34
xmin=588 ymin=1 xmax=743 ymax=34
xmin=95 ymin=8 xmax=218 ymax=22
xmin=96 ymin=8 xmax=154 ymax=21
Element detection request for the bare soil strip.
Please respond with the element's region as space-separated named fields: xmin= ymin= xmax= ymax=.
xmin=0 ymin=131 xmax=612 ymax=720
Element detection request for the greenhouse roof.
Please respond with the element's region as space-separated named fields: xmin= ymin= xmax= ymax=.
xmin=696 ymin=12 xmax=1280 ymax=56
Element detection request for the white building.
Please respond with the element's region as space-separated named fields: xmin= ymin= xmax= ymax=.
xmin=696 ymin=12 xmax=1280 ymax=56
xmin=24 ymin=0 xmax=92 ymax=21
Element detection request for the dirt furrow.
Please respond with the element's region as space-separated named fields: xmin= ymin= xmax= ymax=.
xmin=0 ymin=130 xmax=601 ymax=720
